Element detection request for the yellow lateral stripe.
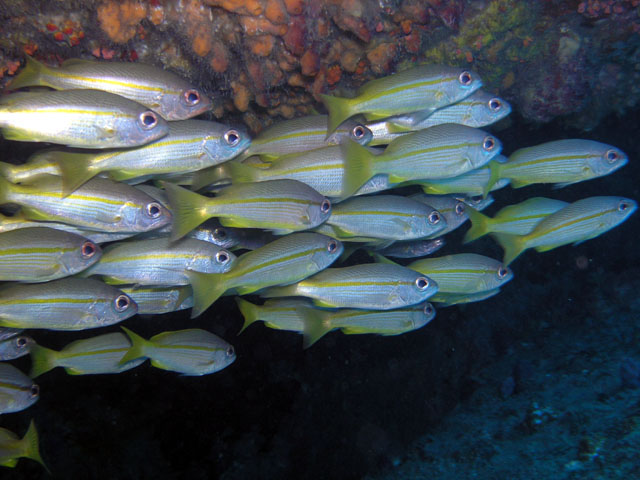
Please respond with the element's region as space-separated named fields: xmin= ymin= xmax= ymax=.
xmin=273 ymin=163 xmax=342 ymax=174
xmin=98 ymin=253 xmax=200 ymax=264
xmin=155 ymin=344 xmax=225 ymax=353
xmin=531 ymin=208 xmax=614 ymax=238
xmin=0 ymin=297 xmax=103 ymax=305
xmin=63 ymin=347 xmax=128 ymax=359
xmin=333 ymin=210 xmax=417 ymax=217
xmin=508 ymin=154 xmax=594 ymax=168
xmin=19 ymin=190 xmax=140 ymax=207
xmin=0 ymin=247 xmax=75 ymax=255
xmin=0 ymin=381 xmax=31 ymax=392
xmin=47 ymin=72 xmax=180 ymax=95
xmin=387 ymin=142 xmax=478 ymax=161
xmin=12 ymin=108 xmax=133 ymax=118
xmin=258 ymin=129 xmax=326 ymax=144
xmin=212 ymin=196 xmax=313 ymax=206
xmin=366 ymin=77 xmax=455 ymax=101
xmin=311 ymin=280 xmax=412 ymax=288
xmin=242 ymin=247 xmax=324 ymax=276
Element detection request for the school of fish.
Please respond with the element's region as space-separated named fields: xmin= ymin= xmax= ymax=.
xmin=0 ymin=56 xmax=635 ymax=471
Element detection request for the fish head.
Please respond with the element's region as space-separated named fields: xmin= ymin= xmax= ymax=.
xmin=412 ymin=302 xmax=436 ymax=329
xmin=606 ymin=197 xmax=638 ymax=227
xmin=61 ymin=239 xmax=102 ymax=276
xmin=308 ymin=195 xmax=333 ymax=228
xmin=470 ymin=93 xmax=512 ymax=126
xmin=107 ymin=291 xmax=138 ymax=324
xmin=311 ymin=235 xmax=344 ymax=270
xmin=423 ymin=208 xmax=447 ymax=237
xmin=121 ymin=197 xmax=173 ymax=232
xmin=0 ymin=335 xmax=34 ymax=361
xmin=203 ymin=248 xmax=237 ymax=274
xmin=210 ymin=343 xmax=236 ymax=373
xmin=203 ymin=125 xmax=251 ymax=162
xmin=443 ymin=68 xmax=483 ymax=104
xmin=396 ymin=271 xmax=438 ymax=307
xmin=469 ymin=130 xmax=503 ymax=169
xmin=122 ymin=109 xmax=170 ymax=146
xmin=480 ymin=262 xmax=513 ymax=291
xmin=13 ymin=380 xmax=40 ymax=413
xmin=329 ymin=119 xmax=374 ymax=146
xmin=160 ymin=87 xmax=212 ymax=120
xmin=588 ymin=145 xmax=628 ymax=177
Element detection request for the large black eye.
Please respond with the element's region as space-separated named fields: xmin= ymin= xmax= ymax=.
xmin=139 ymin=111 xmax=158 ymax=129
xmin=214 ymin=227 xmax=227 ymax=239
xmin=428 ymin=211 xmax=441 ymax=225
xmin=352 ymin=125 xmax=366 ymax=140
xmin=415 ymin=277 xmax=430 ymax=290
xmin=497 ymin=266 xmax=509 ymax=279
xmin=216 ymin=250 xmax=230 ymax=264
xmin=455 ymin=202 xmax=465 ymax=215
xmin=619 ymin=201 xmax=631 ymax=212
xmin=224 ymin=130 xmax=240 ymax=147
xmin=423 ymin=303 xmax=434 ymax=316
xmin=30 ymin=384 xmax=40 ymax=397
xmin=81 ymin=241 xmax=97 ymax=258
xmin=483 ymin=136 xmax=496 ymax=151
xmin=488 ymin=98 xmax=502 ymax=111
xmin=226 ymin=346 xmax=235 ymax=357
xmin=16 ymin=336 xmax=29 ymax=348
xmin=184 ymin=89 xmax=201 ymax=105
xmin=146 ymin=202 xmax=162 ymax=218
xmin=605 ymin=149 xmax=619 ymax=163
xmin=320 ymin=199 xmax=331 ymax=214
xmin=114 ymin=294 xmax=131 ymax=312
xmin=459 ymin=71 xmax=472 ymax=85
xmin=327 ymin=239 xmax=338 ymax=253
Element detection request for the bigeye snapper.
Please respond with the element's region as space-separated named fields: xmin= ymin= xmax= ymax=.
xmin=0 ymin=335 xmax=34 ymax=361
xmin=0 ymin=420 xmax=48 ymax=471
xmin=9 ymin=56 xmax=212 ymax=120
xmin=0 ymin=89 xmax=169 ymax=148
xmin=321 ymin=64 xmax=482 ymax=135
xmin=0 ymin=363 xmax=39 ymax=414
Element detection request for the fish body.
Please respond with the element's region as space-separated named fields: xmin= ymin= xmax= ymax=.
xmin=373 ymin=237 xmax=446 ymax=259
xmin=0 ymin=363 xmax=38 ymax=414
xmin=494 ymin=196 xmax=638 ymax=265
xmin=0 ymin=227 xmax=100 ymax=282
xmin=321 ymin=65 xmax=482 ymax=134
xmin=261 ymin=263 xmax=438 ymax=310
xmin=10 ymin=56 xmax=211 ymax=120
xmin=0 ymin=420 xmax=47 ymax=470
xmin=463 ymin=197 xmax=569 ymax=243
xmin=188 ymin=232 xmax=343 ymax=317
xmin=488 ymin=139 xmax=628 ymax=190
xmin=0 ymin=277 xmax=137 ymax=330
xmin=417 ymin=156 xmax=510 ymax=196
xmin=235 ymin=297 xmax=315 ymax=333
xmin=0 ymin=155 xmax=61 ymax=183
xmin=0 ymin=335 xmax=34 ymax=361
xmin=0 ymin=175 xmax=171 ymax=233
xmin=29 ymin=332 xmax=145 ymax=378
xmin=82 ymin=237 xmax=235 ymax=286
xmin=120 ymin=285 xmax=193 ymax=315
xmin=165 ymin=179 xmax=332 ymax=240
xmin=119 ymin=327 xmax=236 ymax=376
xmin=0 ymin=89 xmax=169 ymax=148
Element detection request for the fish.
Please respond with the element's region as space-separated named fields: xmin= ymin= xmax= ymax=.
xmin=486 ymin=139 xmax=628 ymax=191
xmin=410 ymin=194 xmax=470 ymax=237
xmin=0 ymin=335 xmax=34 ymax=361
xmin=372 ymin=238 xmax=446 ymax=259
xmin=164 ymin=179 xmax=332 ymax=240
xmin=50 ymin=120 xmax=250 ymax=195
xmin=261 ymin=263 xmax=438 ymax=310
xmin=317 ymin=195 xmax=446 ymax=241
xmin=341 ymin=123 xmax=502 ymax=190
xmin=0 ymin=153 xmax=62 ymax=183
xmin=302 ymin=302 xmax=437 ymax=347
xmin=367 ymin=90 xmax=512 ymax=146
xmin=239 ymin=114 xmax=372 ymax=159
xmin=0 ymin=420 xmax=48 ymax=471
xmin=119 ymin=327 xmax=236 ymax=376
xmin=494 ymin=196 xmax=638 ymax=265
xmin=463 ymin=197 xmax=569 ymax=243
xmin=188 ymin=232 xmax=344 ymax=317
xmin=9 ymin=56 xmax=212 ymax=120
xmin=0 ymin=277 xmax=137 ymax=330
xmin=321 ymin=64 xmax=482 ymax=135
xmin=0 ymin=89 xmax=169 ymax=148
xmin=0 ymin=175 xmax=172 ymax=233
xmin=235 ymin=297 xmax=315 ymax=334
xmin=81 ymin=237 xmax=235 ymax=286
xmin=119 ymin=285 xmax=193 ymax=315
xmin=0 ymin=227 xmax=101 ymax=282
xmin=28 ymin=332 xmax=145 ymax=378
xmin=0 ymin=363 xmax=38 ymax=414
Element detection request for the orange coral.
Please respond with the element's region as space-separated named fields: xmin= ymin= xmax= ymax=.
xmin=192 ymin=24 xmax=213 ymax=56
xmin=367 ymin=42 xmax=396 ymax=74
xmin=204 ymin=0 xmax=264 ymax=16
xmin=97 ymin=1 xmax=147 ymax=43
xmin=210 ymin=41 xmax=229 ymax=73
xmin=283 ymin=0 xmax=304 ymax=15
xmin=300 ymin=50 xmax=319 ymax=76
xmin=246 ymin=34 xmax=276 ymax=57
xmin=240 ymin=16 xmax=287 ymax=36
xmin=265 ymin=0 xmax=288 ymax=24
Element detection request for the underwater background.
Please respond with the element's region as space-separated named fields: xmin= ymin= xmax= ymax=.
xmin=0 ymin=0 xmax=639 ymax=478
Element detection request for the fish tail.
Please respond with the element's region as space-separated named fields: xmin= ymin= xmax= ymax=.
xmin=463 ymin=207 xmax=492 ymax=243
xmin=301 ymin=308 xmax=332 ymax=348
xmin=0 ymin=161 xmax=16 ymax=182
xmin=0 ymin=174 xmax=13 ymax=204
xmin=188 ymin=271 xmax=227 ymax=318
xmin=228 ymin=161 xmax=258 ymax=184
xmin=162 ymin=181 xmax=211 ymax=241
xmin=340 ymin=139 xmax=375 ymax=198
xmin=28 ymin=344 xmax=59 ymax=378
xmin=483 ymin=160 xmax=503 ymax=197
xmin=54 ymin=151 xmax=97 ymax=197
xmin=259 ymin=284 xmax=297 ymax=299
xmin=119 ymin=326 xmax=151 ymax=365
xmin=22 ymin=420 xmax=50 ymax=474
xmin=320 ymin=94 xmax=353 ymax=137
xmin=191 ymin=164 xmax=232 ymax=192
xmin=8 ymin=56 xmax=49 ymax=90
xmin=492 ymin=233 xmax=526 ymax=266
xmin=235 ymin=297 xmax=261 ymax=334
xmin=368 ymin=251 xmax=399 ymax=265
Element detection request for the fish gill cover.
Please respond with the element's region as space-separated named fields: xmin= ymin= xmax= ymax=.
xmin=0 ymin=0 xmax=639 ymax=479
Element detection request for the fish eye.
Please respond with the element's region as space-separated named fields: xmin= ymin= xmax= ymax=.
xmin=488 ymin=98 xmax=502 ymax=111
xmin=114 ymin=294 xmax=131 ymax=312
xmin=139 ymin=111 xmax=159 ymax=129
xmin=455 ymin=202 xmax=466 ymax=215
xmin=320 ymin=199 xmax=332 ymax=214
xmin=226 ymin=346 xmax=235 ymax=357
xmin=618 ymin=201 xmax=631 ymax=212
xmin=497 ymin=266 xmax=509 ymax=279
xmin=216 ymin=250 xmax=230 ymax=264
xmin=458 ymin=71 xmax=473 ymax=85
xmin=352 ymin=125 xmax=366 ymax=139
xmin=81 ymin=241 xmax=97 ymax=258
xmin=214 ymin=227 xmax=227 ymax=239
xmin=482 ymin=136 xmax=496 ymax=151
xmin=327 ymin=239 xmax=339 ymax=253
xmin=605 ymin=149 xmax=619 ymax=163
xmin=146 ymin=202 xmax=162 ymax=218
xmin=184 ymin=89 xmax=201 ymax=106
xmin=16 ymin=336 xmax=29 ymax=348
xmin=423 ymin=303 xmax=434 ymax=316
xmin=415 ymin=276 xmax=430 ymax=290
xmin=428 ymin=211 xmax=441 ymax=225
xmin=224 ymin=129 xmax=240 ymax=147
xmin=30 ymin=384 xmax=40 ymax=398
